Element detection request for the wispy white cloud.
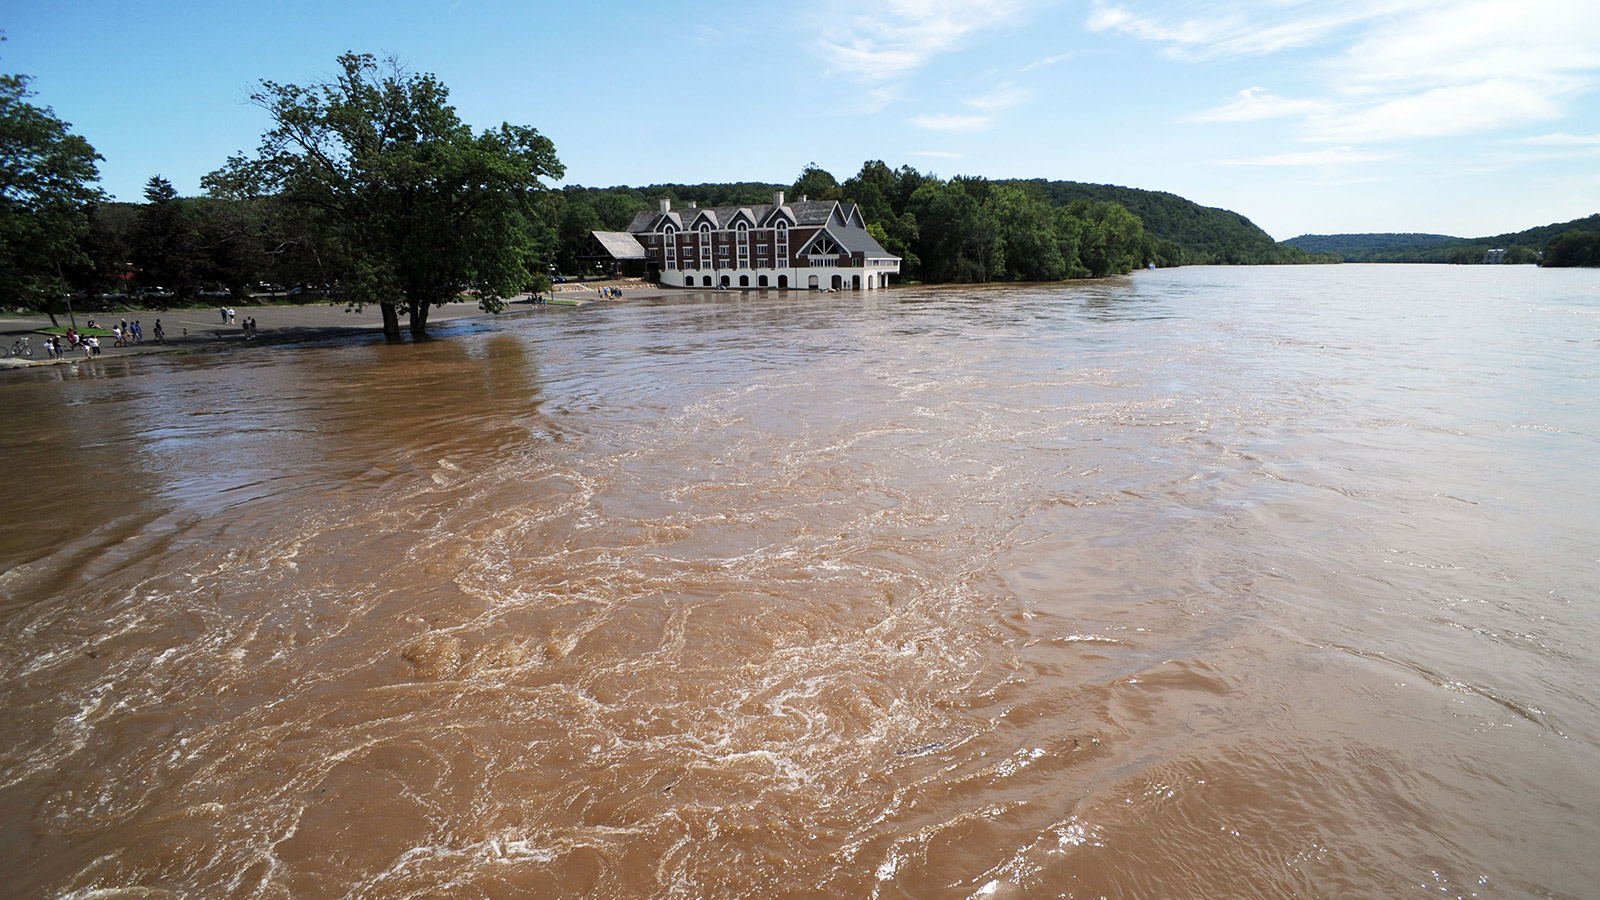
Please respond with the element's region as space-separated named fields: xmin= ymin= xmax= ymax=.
xmin=815 ymin=0 xmax=1028 ymax=83
xmin=1187 ymin=87 xmax=1327 ymax=122
xmin=1087 ymin=0 xmax=1378 ymax=60
xmin=1021 ymin=51 xmax=1076 ymax=72
xmin=1329 ymin=1 xmax=1600 ymax=95
xmin=1503 ymin=132 xmax=1600 ymax=146
xmin=964 ymin=82 xmax=1030 ymax=112
xmin=913 ymin=113 xmax=994 ymax=132
xmin=1092 ymin=0 xmax=1600 ymax=148
xmin=1308 ymin=78 xmax=1566 ymax=142
xmin=1216 ymin=146 xmax=1393 ymax=166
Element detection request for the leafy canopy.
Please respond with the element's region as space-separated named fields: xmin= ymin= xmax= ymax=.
xmin=205 ymin=52 xmax=562 ymax=334
xmin=0 ymin=72 xmax=103 ymax=311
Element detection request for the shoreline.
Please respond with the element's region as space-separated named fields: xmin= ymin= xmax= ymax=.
xmin=0 ymin=279 xmax=677 ymax=369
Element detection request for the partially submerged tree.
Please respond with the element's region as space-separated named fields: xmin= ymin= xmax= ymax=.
xmin=0 ymin=72 xmax=102 ymax=321
xmin=206 ymin=52 xmax=563 ymax=335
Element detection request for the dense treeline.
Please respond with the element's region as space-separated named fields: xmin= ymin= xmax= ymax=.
xmin=1285 ymin=233 xmax=1460 ymax=258
xmin=1010 ymin=179 xmax=1334 ymax=265
xmin=1543 ymin=231 xmax=1600 ymax=267
xmin=549 ymin=161 xmax=1337 ymax=285
xmin=837 ymin=161 xmax=1158 ymax=281
xmin=1285 ymin=214 xmax=1600 ymax=265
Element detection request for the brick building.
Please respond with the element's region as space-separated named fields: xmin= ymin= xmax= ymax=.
xmin=595 ymin=191 xmax=900 ymax=290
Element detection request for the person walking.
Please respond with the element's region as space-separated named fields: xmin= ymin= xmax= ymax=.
xmin=153 ymin=320 xmax=165 ymax=343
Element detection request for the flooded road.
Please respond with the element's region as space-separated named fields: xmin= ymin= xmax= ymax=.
xmin=2 ymin=265 xmax=1598 ymax=899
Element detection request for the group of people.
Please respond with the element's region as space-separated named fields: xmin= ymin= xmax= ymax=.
xmin=111 ymin=319 xmax=149 ymax=347
xmin=47 ymin=333 xmax=98 ymax=359
xmin=240 ymin=316 xmax=259 ymax=338
xmin=596 ymin=286 xmax=624 ymax=299
xmin=48 ymin=318 xmax=168 ymax=360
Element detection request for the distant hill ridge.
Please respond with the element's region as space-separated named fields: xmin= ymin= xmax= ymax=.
xmin=1286 ymin=214 xmax=1600 ymax=263
xmin=569 ymin=175 xmax=1335 ymax=267
xmin=1287 ymin=233 xmax=1460 ymax=255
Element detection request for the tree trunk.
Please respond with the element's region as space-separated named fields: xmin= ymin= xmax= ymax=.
xmin=380 ymin=301 xmax=400 ymax=337
xmin=408 ymin=301 xmax=429 ymax=336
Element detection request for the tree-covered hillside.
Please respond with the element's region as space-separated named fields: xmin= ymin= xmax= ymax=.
xmin=550 ymin=167 xmax=1338 ymax=280
xmin=1285 ymin=214 xmax=1600 ymax=264
xmin=1286 ymin=233 xmax=1460 ymax=256
xmin=1005 ymin=179 xmax=1335 ymax=265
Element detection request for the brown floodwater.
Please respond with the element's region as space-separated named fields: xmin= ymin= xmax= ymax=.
xmin=1 ymin=265 xmax=1598 ymax=899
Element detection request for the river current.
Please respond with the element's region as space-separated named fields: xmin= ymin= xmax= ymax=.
xmin=1 ymin=265 xmax=1597 ymax=899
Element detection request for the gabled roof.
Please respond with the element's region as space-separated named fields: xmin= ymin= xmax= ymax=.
xmin=588 ymin=231 xmax=648 ymax=260
xmin=623 ymin=199 xmax=896 ymax=261
xmin=627 ymin=210 xmax=683 ymax=232
xmin=687 ymin=208 xmax=722 ymax=229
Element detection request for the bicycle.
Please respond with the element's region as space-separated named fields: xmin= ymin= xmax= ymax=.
xmin=0 ymin=336 xmax=33 ymax=358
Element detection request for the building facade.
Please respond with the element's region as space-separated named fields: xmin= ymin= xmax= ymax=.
xmin=613 ymin=191 xmax=900 ymax=290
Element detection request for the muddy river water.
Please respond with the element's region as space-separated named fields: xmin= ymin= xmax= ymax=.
xmin=1 ymin=265 xmax=1597 ymax=899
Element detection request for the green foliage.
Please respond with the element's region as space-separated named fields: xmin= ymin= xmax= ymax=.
xmin=0 ymin=72 xmax=103 ymax=314
xmin=638 ymin=181 xmax=785 ymax=208
xmin=205 ymin=52 xmax=562 ymax=334
xmin=1068 ymin=199 xmax=1148 ymax=277
xmin=1543 ymin=230 xmax=1600 ymax=267
xmin=855 ymin=172 xmax=1155 ymax=284
xmin=1014 ymin=179 xmax=1329 ymax=265
xmin=1284 ymin=233 xmax=1460 ymax=258
xmin=988 ymin=183 xmax=1064 ymax=281
xmin=1286 ymin=215 xmax=1600 ymax=264
xmin=129 ymin=175 xmax=202 ymax=296
xmin=792 ymin=163 xmax=842 ymax=201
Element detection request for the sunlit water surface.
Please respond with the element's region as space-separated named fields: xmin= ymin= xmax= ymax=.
xmin=1 ymin=265 xmax=1597 ymax=899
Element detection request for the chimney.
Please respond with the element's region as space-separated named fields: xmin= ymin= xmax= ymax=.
xmin=688 ymin=201 xmax=697 ymax=209
xmin=773 ymin=190 xmax=785 ymax=207
xmin=798 ymin=195 xmax=807 ymax=203
xmin=659 ymin=198 xmax=670 ymax=214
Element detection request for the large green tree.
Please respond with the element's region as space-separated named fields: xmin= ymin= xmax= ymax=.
xmin=129 ymin=175 xmax=203 ymax=297
xmin=0 ymin=72 xmax=102 ymax=320
xmin=205 ymin=53 xmax=562 ymax=335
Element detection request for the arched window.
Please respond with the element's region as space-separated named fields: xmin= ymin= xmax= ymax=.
xmin=758 ymin=275 xmax=768 ymax=287
xmin=739 ymin=275 xmax=749 ymax=287
xmin=777 ymin=275 xmax=788 ymax=288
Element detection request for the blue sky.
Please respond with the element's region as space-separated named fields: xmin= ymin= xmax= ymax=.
xmin=6 ymin=0 xmax=1599 ymax=239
